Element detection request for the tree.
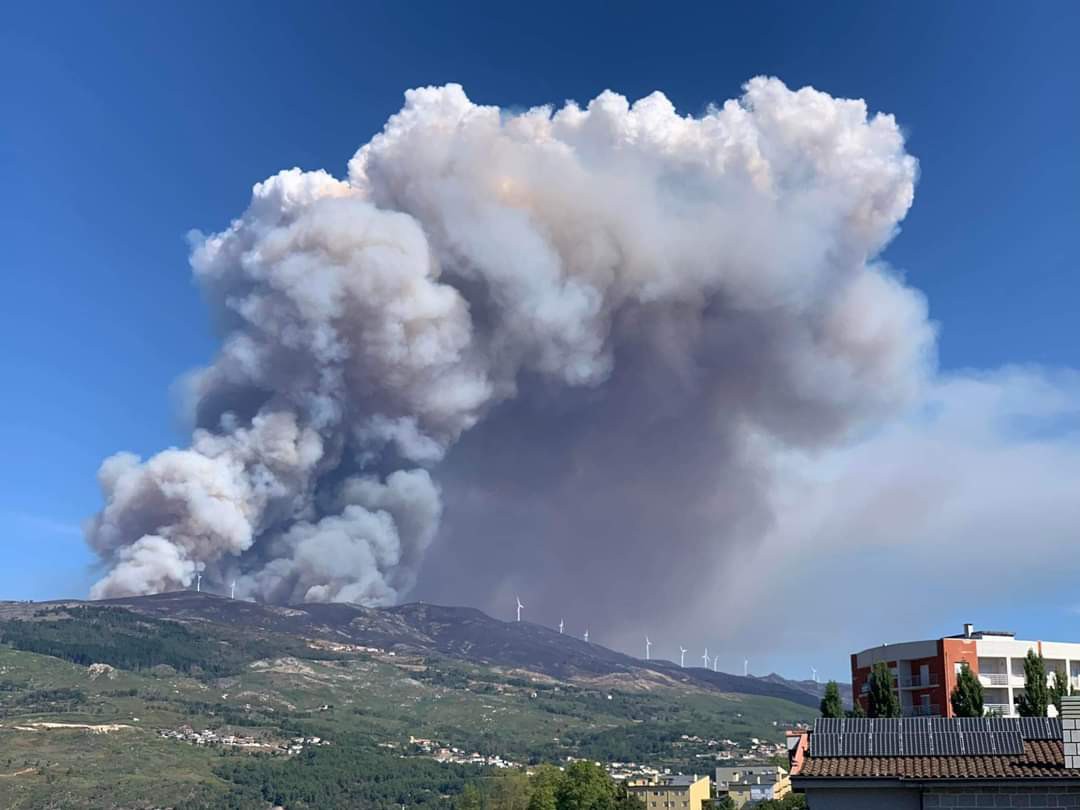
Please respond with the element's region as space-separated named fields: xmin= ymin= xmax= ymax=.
xmin=1052 ymin=669 xmax=1073 ymax=716
xmin=527 ymin=765 xmax=563 ymax=810
xmin=457 ymin=784 xmax=483 ymax=810
xmin=867 ymin=662 xmax=901 ymax=718
xmin=950 ymin=663 xmax=984 ymax=717
xmin=490 ymin=771 xmax=531 ymax=810
xmin=555 ymin=762 xmax=616 ymax=810
xmin=819 ymin=681 xmax=844 ymax=718
xmin=713 ymin=796 xmax=737 ymax=810
xmin=1017 ymin=650 xmax=1050 ymax=717
xmin=755 ymin=796 xmax=807 ymax=810
xmin=613 ymin=783 xmax=644 ymax=810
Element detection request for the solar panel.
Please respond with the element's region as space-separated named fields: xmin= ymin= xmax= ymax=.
xmin=1018 ymin=717 xmax=1060 ymax=739
xmin=811 ymin=717 xmax=1035 ymax=757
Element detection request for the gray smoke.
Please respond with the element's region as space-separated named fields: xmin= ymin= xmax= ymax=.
xmin=86 ymin=78 xmax=932 ymax=615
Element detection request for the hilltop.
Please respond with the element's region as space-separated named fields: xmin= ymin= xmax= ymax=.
xmin=47 ymin=591 xmax=827 ymax=706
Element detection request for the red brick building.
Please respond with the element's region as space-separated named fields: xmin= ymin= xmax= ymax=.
xmin=851 ymin=625 xmax=1080 ymax=718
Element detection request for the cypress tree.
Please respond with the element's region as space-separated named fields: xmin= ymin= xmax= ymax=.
xmin=1051 ymin=669 xmax=1073 ymax=716
xmin=1017 ymin=650 xmax=1050 ymax=717
xmin=867 ymin=662 xmax=901 ymax=718
xmin=950 ymin=663 xmax=984 ymax=717
xmin=820 ymin=681 xmax=844 ymax=718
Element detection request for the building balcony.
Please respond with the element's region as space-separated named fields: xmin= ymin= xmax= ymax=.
xmin=979 ymin=673 xmax=1010 ymax=686
xmin=898 ymin=675 xmax=939 ymax=689
xmin=984 ymin=703 xmax=1015 ymax=717
xmin=904 ymin=704 xmax=941 ymax=717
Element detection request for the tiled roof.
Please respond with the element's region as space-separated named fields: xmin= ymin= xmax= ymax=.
xmin=796 ymin=739 xmax=1069 ymax=781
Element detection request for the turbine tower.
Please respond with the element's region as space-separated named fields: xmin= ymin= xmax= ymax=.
xmin=584 ymin=628 xmax=589 ymax=643
xmin=515 ymin=596 xmax=524 ymax=623
xmin=230 ymin=580 xmax=237 ymax=600
xmin=811 ymin=666 xmax=818 ymax=683
xmin=645 ymin=635 xmax=652 ymax=661
xmin=702 ymin=648 xmax=709 ymax=668
xmin=195 ymin=573 xmax=202 ymax=593
xmin=559 ymin=618 xmax=564 ymax=634
xmin=713 ymin=655 xmax=720 ymax=673
xmin=679 ymin=647 xmax=688 ymax=668
xmin=744 ymin=659 xmax=749 ymax=677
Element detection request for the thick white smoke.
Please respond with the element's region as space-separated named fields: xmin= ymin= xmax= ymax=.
xmin=86 ymin=78 xmax=932 ymax=608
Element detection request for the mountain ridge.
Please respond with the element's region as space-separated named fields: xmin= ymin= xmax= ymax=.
xmin=8 ymin=590 xmax=846 ymax=708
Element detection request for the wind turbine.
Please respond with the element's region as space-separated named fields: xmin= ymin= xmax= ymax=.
xmin=195 ymin=573 xmax=202 ymax=593
xmin=811 ymin=667 xmax=818 ymax=683
xmin=679 ymin=647 xmax=688 ymax=668
xmin=559 ymin=618 xmax=564 ymax=634
xmin=231 ymin=580 xmax=237 ymax=600
xmin=713 ymin=655 xmax=720 ymax=673
xmin=702 ymin=648 xmax=710 ymax=668
xmin=515 ymin=595 xmax=524 ymax=623
xmin=744 ymin=659 xmax=749 ymax=677
xmin=584 ymin=628 xmax=590 ymax=643
xmin=645 ymin=635 xmax=652 ymax=661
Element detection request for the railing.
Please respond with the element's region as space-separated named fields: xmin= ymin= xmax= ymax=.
xmin=983 ymin=704 xmax=1014 ymax=717
xmin=898 ymin=675 xmax=940 ymax=689
xmin=904 ymin=704 xmax=941 ymax=717
xmin=980 ymin=673 xmax=1010 ymax=686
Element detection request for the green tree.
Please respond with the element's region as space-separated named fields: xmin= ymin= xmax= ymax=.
xmin=457 ymin=783 xmax=483 ymax=810
xmin=819 ymin=681 xmax=844 ymax=718
xmin=1017 ymin=650 xmax=1050 ymax=717
xmin=555 ymin=762 xmax=616 ymax=810
xmin=755 ymin=796 xmax=807 ymax=810
xmin=713 ymin=796 xmax=737 ymax=810
xmin=490 ymin=771 xmax=531 ymax=810
xmin=867 ymin=662 xmax=901 ymax=718
xmin=613 ymin=783 xmax=644 ymax=810
xmin=950 ymin=663 xmax=984 ymax=717
xmin=527 ymin=765 xmax=563 ymax=810
xmin=1051 ymin=669 xmax=1073 ymax=716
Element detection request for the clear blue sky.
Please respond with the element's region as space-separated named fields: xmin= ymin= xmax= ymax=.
xmin=2 ymin=2 xmax=1077 ymax=668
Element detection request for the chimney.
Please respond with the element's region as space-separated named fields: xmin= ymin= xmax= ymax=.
xmin=1062 ymin=696 xmax=1080 ymax=769
xmin=963 ymin=623 xmax=974 ymax=639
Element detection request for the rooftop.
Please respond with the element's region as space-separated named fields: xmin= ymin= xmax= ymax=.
xmin=628 ymin=774 xmax=704 ymax=790
xmin=792 ymin=718 xmax=1075 ymax=783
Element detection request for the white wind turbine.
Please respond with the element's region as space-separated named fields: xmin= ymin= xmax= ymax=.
xmin=515 ymin=596 xmax=524 ymax=623
xmin=584 ymin=628 xmax=590 ymax=643
xmin=811 ymin=667 xmax=818 ymax=683
xmin=195 ymin=573 xmax=202 ymax=593
xmin=744 ymin=659 xmax=749 ymax=677
xmin=230 ymin=580 xmax=237 ymax=600
xmin=679 ymin=647 xmax=688 ymax=668
xmin=702 ymin=648 xmax=710 ymax=668
xmin=645 ymin=635 xmax=652 ymax=661
xmin=559 ymin=618 xmax=564 ymax=634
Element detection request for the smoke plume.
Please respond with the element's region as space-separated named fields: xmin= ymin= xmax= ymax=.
xmin=86 ymin=78 xmax=932 ymax=615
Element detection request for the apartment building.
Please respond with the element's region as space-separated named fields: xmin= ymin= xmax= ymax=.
xmin=715 ymin=765 xmax=791 ymax=807
xmin=626 ymin=774 xmax=710 ymax=810
xmin=851 ymin=624 xmax=1080 ymax=718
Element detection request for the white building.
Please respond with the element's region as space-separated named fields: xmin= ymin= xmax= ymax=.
xmin=851 ymin=625 xmax=1080 ymax=718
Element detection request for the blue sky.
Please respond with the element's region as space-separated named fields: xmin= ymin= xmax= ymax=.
xmin=2 ymin=2 xmax=1078 ymax=677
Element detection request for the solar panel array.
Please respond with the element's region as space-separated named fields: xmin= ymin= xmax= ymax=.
xmin=810 ymin=717 xmax=1060 ymax=758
